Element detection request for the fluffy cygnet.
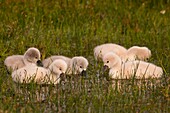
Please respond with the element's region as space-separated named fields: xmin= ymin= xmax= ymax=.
xmin=4 ymin=47 xmax=43 ymax=72
xmin=94 ymin=43 xmax=127 ymax=61
xmin=12 ymin=59 xmax=67 ymax=84
xmin=43 ymin=56 xmax=71 ymax=68
xmin=103 ymin=52 xmax=163 ymax=79
xmin=42 ymin=55 xmax=89 ymax=76
xmin=123 ymin=46 xmax=151 ymax=62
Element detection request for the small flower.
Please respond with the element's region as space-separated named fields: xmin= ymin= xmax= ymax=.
xmin=160 ymin=10 xmax=166 ymax=14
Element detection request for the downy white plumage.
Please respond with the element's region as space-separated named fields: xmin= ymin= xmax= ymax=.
xmin=12 ymin=59 xmax=67 ymax=84
xmin=123 ymin=46 xmax=151 ymax=62
xmin=103 ymin=52 xmax=163 ymax=79
xmin=4 ymin=47 xmax=42 ymax=72
xmin=94 ymin=43 xmax=127 ymax=61
xmin=43 ymin=55 xmax=89 ymax=75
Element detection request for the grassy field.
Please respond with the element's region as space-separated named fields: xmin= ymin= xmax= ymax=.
xmin=0 ymin=0 xmax=170 ymax=112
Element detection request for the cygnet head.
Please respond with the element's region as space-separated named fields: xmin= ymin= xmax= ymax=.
xmin=24 ymin=47 xmax=43 ymax=66
xmin=103 ymin=52 xmax=121 ymax=69
xmin=49 ymin=59 xmax=67 ymax=77
xmin=71 ymin=56 xmax=89 ymax=76
xmin=139 ymin=47 xmax=151 ymax=60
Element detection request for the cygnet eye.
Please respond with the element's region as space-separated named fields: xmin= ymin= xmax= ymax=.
xmin=59 ymin=68 xmax=62 ymax=71
xmin=80 ymin=66 xmax=82 ymax=68
xmin=107 ymin=61 xmax=109 ymax=63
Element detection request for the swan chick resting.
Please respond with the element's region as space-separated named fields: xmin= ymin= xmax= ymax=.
xmin=4 ymin=47 xmax=43 ymax=72
xmin=123 ymin=46 xmax=151 ymax=62
xmin=94 ymin=43 xmax=127 ymax=61
xmin=103 ymin=52 xmax=163 ymax=79
xmin=12 ymin=59 xmax=67 ymax=84
xmin=42 ymin=55 xmax=89 ymax=76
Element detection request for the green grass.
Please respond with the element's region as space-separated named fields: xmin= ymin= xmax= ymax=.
xmin=0 ymin=0 xmax=170 ymax=112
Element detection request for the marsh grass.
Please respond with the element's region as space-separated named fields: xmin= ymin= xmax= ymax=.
xmin=0 ymin=0 xmax=170 ymax=112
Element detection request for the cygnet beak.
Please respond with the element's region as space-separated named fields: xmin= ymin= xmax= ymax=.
xmin=103 ymin=65 xmax=109 ymax=72
xmin=60 ymin=73 xmax=66 ymax=81
xmin=36 ymin=60 xmax=43 ymax=67
xmin=81 ymin=70 xmax=87 ymax=77
xmin=102 ymin=65 xmax=110 ymax=81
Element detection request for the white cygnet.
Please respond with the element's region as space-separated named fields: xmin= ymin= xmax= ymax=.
xmin=94 ymin=43 xmax=127 ymax=61
xmin=123 ymin=46 xmax=151 ymax=62
xmin=43 ymin=56 xmax=71 ymax=68
xmin=12 ymin=59 xmax=67 ymax=84
xmin=43 ymin=55 xmax=89 ymax=76
xmin=4 ymin=47 xmax=42 ymax=72
xmin=103 ymin=52 xmax=163 ymax=79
